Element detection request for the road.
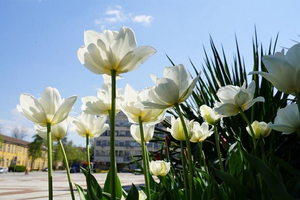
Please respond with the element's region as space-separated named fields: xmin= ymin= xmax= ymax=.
xmin=0 ymin=171 xmax=145 ymax=200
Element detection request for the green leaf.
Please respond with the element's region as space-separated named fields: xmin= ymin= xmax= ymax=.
xmin=244 ymin=153 xmax=294 ymax=200
xmin=126 ymin=184 xmax=139 ymax=200
xmin=86 ymin=169 xmax=103 ymax=200
xmin=103 ymin=168 xmax=123 ymax=200
xmin=212 ymin=166 xmax=247 ymax=199
xmin=74 ymin=182 xmax=89 ymax=200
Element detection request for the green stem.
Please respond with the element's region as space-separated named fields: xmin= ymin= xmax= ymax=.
xmin=47 ymin=123 xmax=53 ymax=200
xmin=110 ymin=69 xmax=117 ymax=200
xmin=238 ymin=108 xmax=257 ymax=151
xmin=58 ymin=139 xmax=75 ymax=200
xmin=180 ymin=141 xmax=189 ymax=200
xmin=175 ymin=104 xmax=193 ymax=200
xmin=138 ymin=117 xmax=151 ymax=200
xmin=214 ymin=125 xmax=224 ymax=171
xmin=295 ymin=92 xmax=300 ymax=117
xmin=86 ymin=134 xmax=90 ymax=171
xmin=198 ymin=142 xmax=208 ymax=173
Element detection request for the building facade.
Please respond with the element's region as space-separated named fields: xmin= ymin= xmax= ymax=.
xmin=0 ymin=134 xmax=47 ymax=170
xmin=93 ymin=111 xmax=163 ymax=171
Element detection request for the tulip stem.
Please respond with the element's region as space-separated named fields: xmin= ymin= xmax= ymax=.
xmin=46 ymin=123 xmax=53 ymax=200
xmin=213 ymin=125 xmax=224 ymax=171
xmin=180 ymin=141 xmax=189 ymax=200
xmin=86 ymin=134 xmax=90 ymax=171
xmin=198 ymin=142 xmax=208 ymax=173
xmin=139 ymin=117 xmax=151 ymax=200
xmin=295 ymin=92 xmax=300 ymax=117
xmin=58 ymin=139 xmax=75 ymax=200
xmin=238 ymin=108 xmax=257 ymax=151
xmin=175 ymin=104 xmax=194 ymax=200
xmin=110 ymin=69 xmax=117 ymax=200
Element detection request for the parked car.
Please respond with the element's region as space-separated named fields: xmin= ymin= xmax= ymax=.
xmin=70 ymin=167 xmax=80 ymax=173
xmin=0 ymin=167 xmax=8 ymax=174
xmin=42 ymin=167 xmax=48 ymax=172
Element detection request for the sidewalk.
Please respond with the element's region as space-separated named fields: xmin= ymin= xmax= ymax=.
xmin=0 ymin=171 xmax=145 ymax=200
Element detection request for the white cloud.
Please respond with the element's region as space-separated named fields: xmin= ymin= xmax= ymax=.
xmin=95 ymin=5 xmax=153 ymax=29
xmin=132 ymin=15 xmax=154 ymax=26
xmin=95 ymin=5 xmax=130 ymax=29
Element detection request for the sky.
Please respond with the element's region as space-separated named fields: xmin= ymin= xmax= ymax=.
xmin=1 ymin=0 xmax=300 ymax=147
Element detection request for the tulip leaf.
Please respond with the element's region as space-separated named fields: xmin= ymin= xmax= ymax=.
xmin=244 ymin=153 xmax=294 ymax=200
xmin=126 ymin=184 xmax=139 ymax=200
xmin=80 ymin=167 xmax=103 ymax=200
xmin=211 ymin=165 xmax=247 ymax=199
xmin=103 ymin=169 xmax=122 ymax=200
xmin=74 ymin=182 xmax=89 ymax=200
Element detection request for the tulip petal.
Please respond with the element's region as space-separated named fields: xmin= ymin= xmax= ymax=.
xmin=18 ymin=94 xmax=48 ymax=125
xmin=214 ymin=103 xmax=239 ymax=117
xmin=52 ymin=96 xmax=77 ymax=124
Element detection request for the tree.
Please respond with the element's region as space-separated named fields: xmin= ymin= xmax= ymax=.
xmin=11 ymin=126 xmax=28 ymax=140
xmin=28 ymin=134 xmax=44 ymax=170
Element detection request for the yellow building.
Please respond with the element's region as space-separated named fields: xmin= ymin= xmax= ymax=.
xmin=0 ymin=134 xmax=48 ymax=170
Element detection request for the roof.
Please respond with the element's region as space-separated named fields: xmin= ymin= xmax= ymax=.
xmin=0 ymin=134 xmax=29 ymax=147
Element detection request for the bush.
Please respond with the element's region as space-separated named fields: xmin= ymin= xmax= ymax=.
xmin=8 ymin=165 xmax=26 ymax=172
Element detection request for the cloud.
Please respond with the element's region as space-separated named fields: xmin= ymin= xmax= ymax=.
xmin=132 ymin=15 xmax=154 ymax=26
xmin=95 ymin=5 xmax=153 ymax=29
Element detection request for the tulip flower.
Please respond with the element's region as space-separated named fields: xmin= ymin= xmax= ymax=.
xmin=190 ymin=122 xmax=214 ymax=143
xmin=249 ymin=43 xmax=300 ymax=95
xmin=268 ymin=104 xmax=300 ymax=134
xmin=139 ymin=191 xmax=147 ymax=200
xmin=35 ymin=119 xmax=69 ymax=141
xmin=214 ymin=81 xmax=265 ymax=117
xmin=200 ymin=105 xmax=222 ymax=125
xmin=130 ymin=124 xmax=154 ymax=144
xmin=71 ymin=112 xmax=109 ymax=138
xmin=81 ymin=82 xmax=123 ymax=116
xmin=17 ymin=87 xmax=77 ymax=126
xmin=149 ymin=160 xmax=170 ymax=176
xmin=246 ymin=121 xmax=271 ymax=138
xmin=142 ymin=64 xmax=200 ymax=109
xmin=120 ymin=84 xmax=166 ymax=124
xmin=167 ymin=115 xmax=194 ymax=141
xmin=77 ymin=27 xmax=156 ymax=76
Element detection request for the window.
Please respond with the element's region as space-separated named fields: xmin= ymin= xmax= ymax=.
xmin=23 ymin=148 xmax=25 ymax=155
xmin=125 ymin=131 xmax=131 ymax=136
xmin=3 ymin=144 xmax=6 ymax=152
xmin=96 ymin=141 xmax=101 ymax=146
xmin=6 ymin=159 xmax=9 ymax=167
xmin=12 ymin=146 xmax=14 ymax=153
xmin=7 ymin=144 xmax=10 ymax=153
xmin=15 ymin=146 xmax=17 ymax=153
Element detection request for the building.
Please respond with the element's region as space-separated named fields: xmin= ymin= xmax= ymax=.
xmin=0 ymin=134 xmax=48 ymax=170
xmin=93 ymin=111 xmax=164 ymax=171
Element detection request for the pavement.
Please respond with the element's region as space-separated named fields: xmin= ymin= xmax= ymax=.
xmin=0 ymin=171 xmax=145 ymax=200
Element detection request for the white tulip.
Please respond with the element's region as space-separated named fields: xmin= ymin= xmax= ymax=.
xmin=120 ymin=84 xmax=166 ymax=124
xmin=142 ymin=64 xmax=200 ymax=109
xmin=130 ymin=124 xmax=154 ymax=144
xmin=71 ymin=112 xmax=109 ymax=138
xmin=17 ymin=87 xmax=77 ymax=126
xmin=190 ymin=122 xmax=213 ymax=143
xmin=149 ymin=160 xmax=170 ymax=176
xmin=200 ymin=105 xmax=222 ymax=125
xmin=77 ymin=27 xmax=156 ymax=76
xmin=246 ymin=121 xmax=271 ymax=138
xmin=81 ymin=82 xmax=123 ymax=116
xmin=35 ymin=119 xmax=69 ymax=141
xmin=167 ymin=115 xmax=194 ymax=141
xmin=250 ymin=43 xmax=300 ymax=95
xmin=268 ymin=104 xmax=300 ymax=134
xmin=214 ymin=81 xmax=265 ymax=117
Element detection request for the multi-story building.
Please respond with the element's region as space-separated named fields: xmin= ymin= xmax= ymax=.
xmin=93 ymin=111 xmax=164 ymax=171
xmin=0 ymin=134 xmax=48 ymax=170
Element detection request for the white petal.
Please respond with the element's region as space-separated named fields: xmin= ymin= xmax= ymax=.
xmin=52 ymin=95 xmax=77 ymax=124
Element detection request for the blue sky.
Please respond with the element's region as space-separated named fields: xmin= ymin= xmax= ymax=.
xmin=1 ymin=0 xmax=300 ymax=146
